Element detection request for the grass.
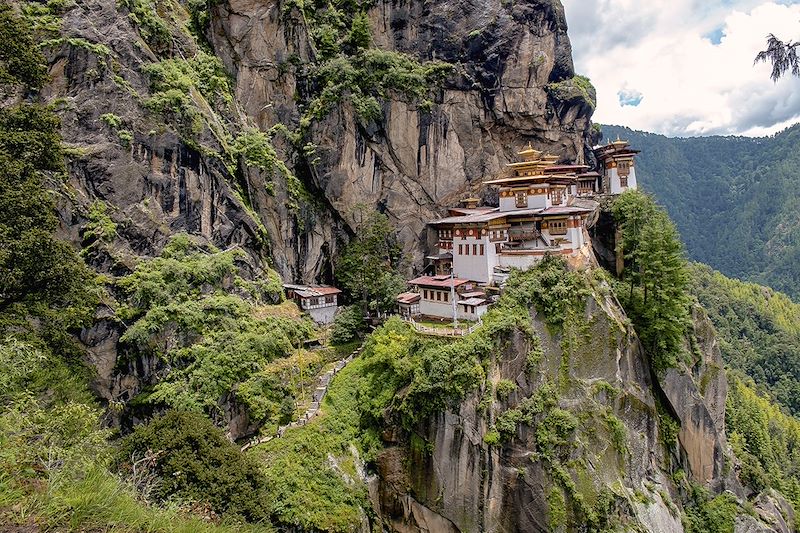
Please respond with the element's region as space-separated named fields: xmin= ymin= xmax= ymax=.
xmin=250 ymin=357 xmax=372 ymax=532
xmin=2 ymin=466 xmax=274 ymax=532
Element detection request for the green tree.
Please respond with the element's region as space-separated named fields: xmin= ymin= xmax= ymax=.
xmin=0 ymin=4 xmax=96 ymax=330
xmin=115 ymin=410 xmax=271 ymax=522
xmin=335 ymin=206 xmax=405 ymax=314
xmin=612 ymin=190 xmax=691 ymax=370
xmin=0 ymin=1 xmax=47 ymax=90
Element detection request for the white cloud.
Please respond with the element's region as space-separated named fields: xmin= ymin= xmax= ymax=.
xmin=561 ymin=0 xmax=800 ymax=136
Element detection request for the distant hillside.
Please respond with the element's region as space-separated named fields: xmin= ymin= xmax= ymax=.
xmin=602 ymin=124 xmax=800 ymax=300
xmin=690 ymin=263 xmax=800 ymax=415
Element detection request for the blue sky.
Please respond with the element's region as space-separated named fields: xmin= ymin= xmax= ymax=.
xmin=561 ymin=0 xmax=800 ymax=136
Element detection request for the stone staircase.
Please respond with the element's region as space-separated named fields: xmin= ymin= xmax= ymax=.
xmin=240 ymin=341 xmax=365 ymax=451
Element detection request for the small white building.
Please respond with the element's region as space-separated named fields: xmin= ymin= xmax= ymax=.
xmin=457 ymin=291 xmax=490 ymax=320
xmin=284 ymin=284 xmax=341 ymax=324
xmin=402 ymin=276 xmax=491 ymax=322
xmin=406 ymin=275 xmax=478 ymax=320
xmin=594 ymin=138 xmax=639 ymax=194
xmin=396 ymin=292 xmax=421 ymax=318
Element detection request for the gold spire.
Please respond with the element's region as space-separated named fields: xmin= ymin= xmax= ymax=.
xmin=518 ymin=142 xmax=542 ymax=162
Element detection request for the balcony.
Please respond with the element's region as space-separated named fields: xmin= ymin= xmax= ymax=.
xmin=507 ymin=229 xmax=541 ymax=242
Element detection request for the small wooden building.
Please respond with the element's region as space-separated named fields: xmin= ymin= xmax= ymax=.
xmin=284 ymin=284 xmax=341 ymax=324
xmin=396 ymin=292 xmax=421 ymax=318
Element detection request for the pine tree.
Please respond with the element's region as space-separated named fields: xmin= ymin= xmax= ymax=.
xmin=612 ymin=190 xmax=691 ymax=370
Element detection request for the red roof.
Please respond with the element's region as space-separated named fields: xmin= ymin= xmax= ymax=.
xmin=311 ymin=286 xmax=342 ymax=295
xmin=408 ymin=276 xmax=471 ymax=288
xmin=396 ymin=292 xmax=421 ymax=304
xmin=284 ymin=284 xmax=341 ymax=297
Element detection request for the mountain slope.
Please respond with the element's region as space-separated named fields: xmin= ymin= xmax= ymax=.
xmin=601 ymin=124 xmax=800 ymax=300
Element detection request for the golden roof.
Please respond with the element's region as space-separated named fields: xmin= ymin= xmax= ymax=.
xmin=517 ymin=142 xmax=542 ymax=162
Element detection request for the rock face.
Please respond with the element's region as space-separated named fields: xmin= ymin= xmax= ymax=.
xmin=371 ymin=282 xmax=681 ymax=531
xmin=34 ymin=0 xmax=594 ymax=408
xmin=41 ymin=0 xmax=595 ymax=282
xmin=210 ymin=0 xmax=595 ymax=272
xmin=659 ymin=306 xmax=742 ymax=495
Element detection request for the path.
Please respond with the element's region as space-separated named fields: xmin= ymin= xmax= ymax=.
xmin=240 ymin=341 xmax=365 ymax=451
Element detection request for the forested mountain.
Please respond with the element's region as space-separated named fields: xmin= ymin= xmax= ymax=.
xmin=602 ymin=124 xmax=800 ymax=300
xmin=690 ymin=264 xmax=800 ymax=506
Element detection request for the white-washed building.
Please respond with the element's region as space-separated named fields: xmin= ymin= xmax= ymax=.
xmin=400 ymin=275 xmax=488 ymax=321
xmin=396 ymin=292 xmax=421 ymax=318
xmin=595 ymin=138 xmax=640 ymax=194
xmin=284 ymin=284 xmax=341 ymax=324
xmin=428 ymin=146 xmax=595 ymax=284
xmin=409 ymin=141 xmax=640 ymax=320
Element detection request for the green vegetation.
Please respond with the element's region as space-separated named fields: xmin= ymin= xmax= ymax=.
xmin=682 ymin=483 xmax=742 ymax=533
xmin=0 ymin=1 xmax=47 ymax=89
xmin=691 ymin=263 xmax=800 ymax=415
xmin=335 ymin=206 xmax=406 ymax=314
xmin=254 ymin=356 xmax=372 ymax=532
xmin=502 ymin=255 xmax=589 ymax=331
xmin=0 ymin=14 xmax=275 ymax=528
xmin=545 ymin=75 xmax=596 ymax=109
xmin=601 ymin=124 xmax=800 ymax=301
xmin=292 ymin=0 xmax=452 ymax=126
xmin=358 ymin=285 xmax=534 ymax=428
xmin=117 ymin=234 xmax=316 ymax=427
xmin=118 ymin=0 xmax=172 ymax=52
xmin=100 ymin=112 xmax=123 ymax=129
xmin=726 ymin=373 xmax=800 ymax=509
xmin=330 ymin=304 xmax=365 ymax=344
xmin=0 ymin=339 xmax=272 ymax=532
xmin=115 ymin=410 xmax=271 ymax=522
xmin=232 ymin=128 xmax=308 ymax=207
xmin=495 ymin=379 xmax=517 ymax=400
xmin=142 ymin=51 xmax=232 ymax=135
xmin=612 ymin=189 xmax=692 ymax=371
xmin=304 ymin=48 xmax=452 ymax=124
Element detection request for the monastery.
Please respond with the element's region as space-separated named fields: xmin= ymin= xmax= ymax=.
xmin=399 ymin=138 xmax=640 ymax=322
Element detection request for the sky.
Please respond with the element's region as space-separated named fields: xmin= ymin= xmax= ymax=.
xmin=560 ymin=0 xmax=800 ymax=137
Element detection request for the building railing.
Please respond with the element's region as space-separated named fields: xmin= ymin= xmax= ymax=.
xmin=404 ymin=317 xmax=482 ymax=337
xmin=508 ymin=230 xmax=541 ymax=242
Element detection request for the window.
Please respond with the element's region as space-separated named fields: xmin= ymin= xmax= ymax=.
xmin=495 ymin=243 xmax=501 ymax=253
xmin=515 ymin=190 xmax=527 ymax=208
xmin=437 ymin=291 xmax=442 ymax=301
xmin=620 ymin=176 xmax=628 ymax=188
xmin=552 ymin=188 xmax=563 ymax=205
xmin=325 ymin=295 xmax=334 ymax=304
xmin=480 ymin=244 xmax=485 ymax=256
xmin=458 ymin=244 xmax=463 ymax=255
xmin=473 ymin=244 xmax=478 ymax=255
xmin=618 ymin=160 xmax=630 ymax=176
xmin=444 ymin=292 xmax=449 ymax=302
xmin=465 ymin=245 xmax=470 ymax=256
xmin=423 ymin=290 xmax=429 ymax=300
xmin=549 ymin=220 xmax=568 ymax=235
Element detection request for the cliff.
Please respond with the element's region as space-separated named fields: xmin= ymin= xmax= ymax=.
xmin=358 ymin=266 xmax=790 ymax=533
xmin=30 ymin=0 xmax=594 ymax=285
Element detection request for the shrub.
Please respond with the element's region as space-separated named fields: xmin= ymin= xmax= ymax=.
xmin=331 ymin=305 xmax=365 ymax=345
xmin=115 ymin=410 xmax=271 ymax=522
xmin=503 ymin=255 xmax=589 ymax=331
xmin=495 ymin=379 xmax=517 ymax=401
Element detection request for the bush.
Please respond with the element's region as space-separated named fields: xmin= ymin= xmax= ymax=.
xmin=495 ymin=379 xmax=517 ymax=401
xmin=115 ymin=411 xmax=271 ymax=522
xmin=330 ymin=305 xmax=365 ymax=344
